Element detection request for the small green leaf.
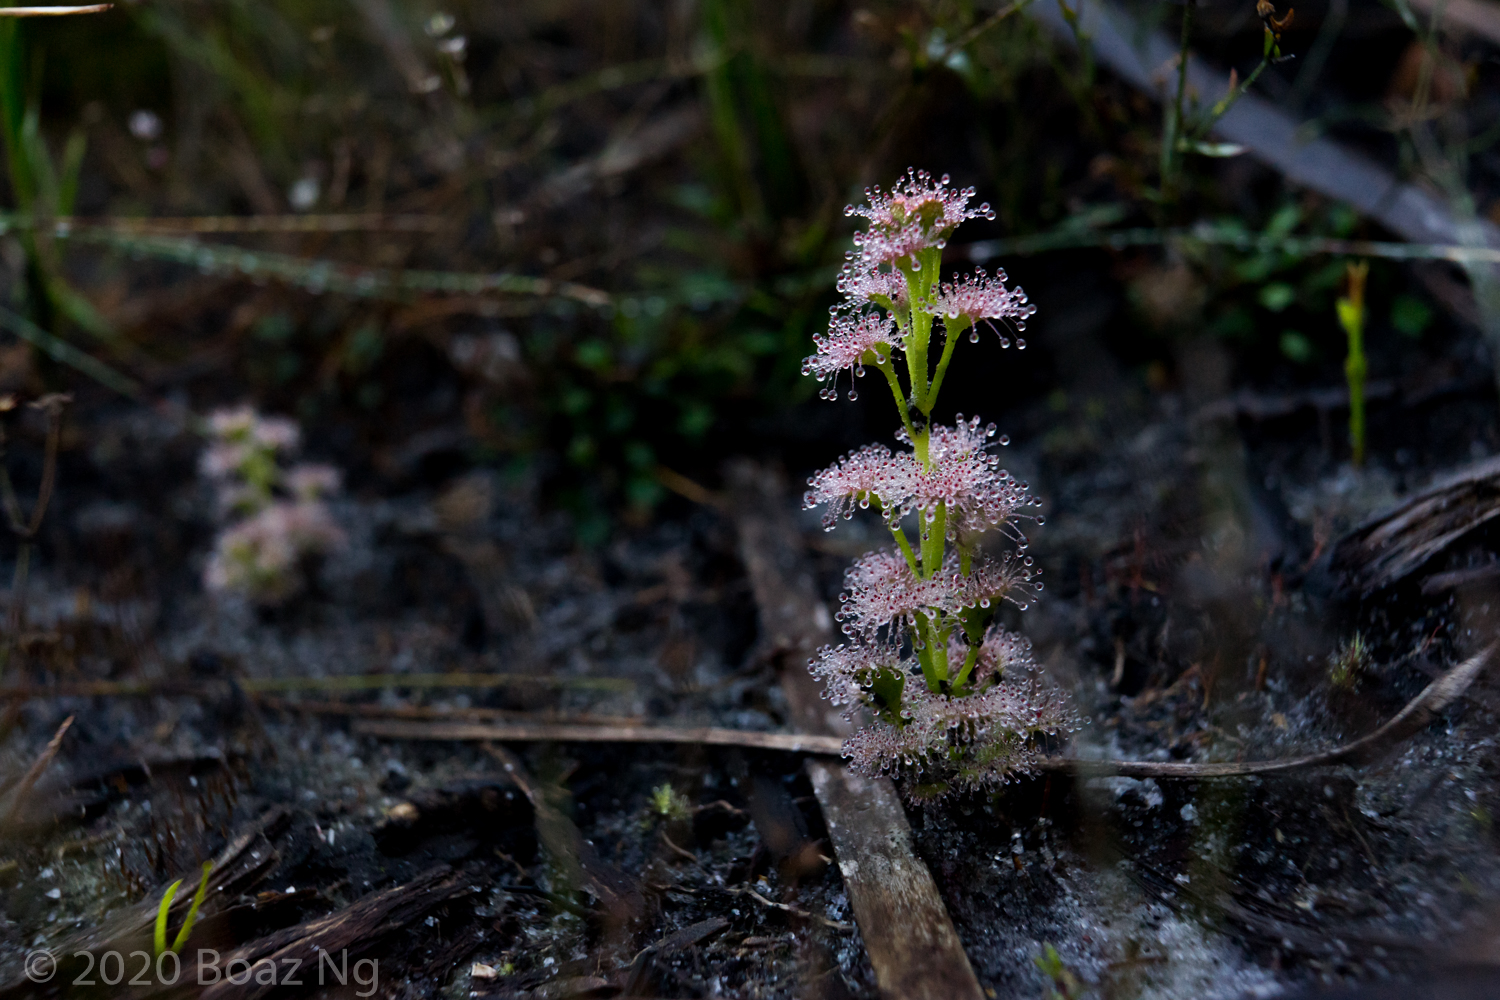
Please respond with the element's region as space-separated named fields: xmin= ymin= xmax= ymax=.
xmin=1258 ymin=283 xmax=1296 ymax=312
xmin=171 ymin=863 xmax=213 ymax=954
xmin=1280 ymin=330 xmax=1313 ymax=363
xmin=864 ymin=665 xmax=906 ymax=726
xmin=1265 ymin=203 xmax=1303 ymax=240
xmin=1391 ymin=294 xmax=1432 ymax=338
xmin=154 ymin=879 xmax=184 ymax=957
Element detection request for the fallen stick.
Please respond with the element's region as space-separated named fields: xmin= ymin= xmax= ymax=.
xmin=353 ymin=718 xmax=844 ymax=755
xmin=0 ymin=670 xmax=633 ymax=702
xmin=0 ymin=714 xmax=71 ymax=828
xmin=60 ymin=213 xmax=444 ymax=234
xmin=1039 ymin=642 xmax=1497 ymax=778
xmin=256 ymin=697 xmax=640 ymax=724
xmin=199 ymin=865 xmax=469 ymax=1000
xmin=482 ymin=743 xmax=644 ymax=925
xmin=1331 ymin=454 xmax=1500 ymax=596
xmin=1408 ymin=0 xmax=1500 ymax=48
xmin=0 ymin=5 xmax=111 ymax=14
xmin=727 ymin=460 xmax=987 ymax=1000
xmin=350 ymin=639 xmax=1487 ymax=779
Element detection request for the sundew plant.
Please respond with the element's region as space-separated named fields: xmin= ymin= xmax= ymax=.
xmin=803 ymin=170 xmax=1076 ymax=800
xmin=200 ymin=407 xmax=345 ymax=604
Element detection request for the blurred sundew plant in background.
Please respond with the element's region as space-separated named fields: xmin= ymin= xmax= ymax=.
xmin=200 ymin=406 xmax=345 ymax=604
xmin=803 ymin=171 xmax=1077 ymax=801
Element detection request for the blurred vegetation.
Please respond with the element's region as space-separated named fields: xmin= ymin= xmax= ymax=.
xmin=0 ymin=0 xmax=1496 ymax=538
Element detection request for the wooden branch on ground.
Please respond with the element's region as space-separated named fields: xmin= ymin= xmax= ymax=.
xmin=353 ymin=718 xmax=844 ymax=755
xmin=0 ymin=5 xmax=111 ymax=15
xmin=258 ymin=698 xmax=637 ymax=724
xmin=197 ymin=865 xmax=471 ymax=1000
xmin=482 ymin=744 xmax=644 ymax=926
xmin=0 ymin=806 xmax=294 ymax=999
xmin=1331 ymin=454 xmax=1500 ymax=596
xmin=0 ymin=714 xmax=71 ymax=829
xmin=63 ymin=214 xmax=445 ymax=234
xmin=726 ymin=460 xmax=987 ymax=1000
xmin=1038 ymin=642 xmax=1495 ymax=778
xmin=0 ymin=671 xmax=633 ymax=703
xmin=350 ymin=638 xmax=1489 ymax=781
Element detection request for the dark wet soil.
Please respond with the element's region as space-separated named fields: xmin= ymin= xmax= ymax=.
xmin=3 ymin=289 xmax=1500 ymax=1000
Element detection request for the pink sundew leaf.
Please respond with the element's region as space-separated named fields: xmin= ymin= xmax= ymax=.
xmin=809 ymin=642 xmax=901 ymax=712
xmin=825 ymin=627 xmax=1077 ymax=793
xmin=836 ymin=259 xmax=908 ymax=306
xmin=801 ymin=312 xmax=898 ymax=389
xmin=928 ymin=267 xmax=1037 ymax=325
xmin=804 ymin=418 xmax=1039 ymax=534
xmin=844 ymin=168 xmax=995 ymax=266
xmin=836 ymin=549 xmax=1037 ymax=640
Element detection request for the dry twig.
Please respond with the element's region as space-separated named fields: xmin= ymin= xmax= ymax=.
xmin=355 ymin=718 xmax=842 ymax=754
xmin=1332 ymin=455 xmax=1500 ymax=596
xmin=0 ymin=5 xmax=111 ymax=15
xmin=0 ymin=671 xmax=633 ymax=702
xmin=0 ymin=714 xmax=71 ymax=828
xmin=1039 ymin=642 xmax=1496 ymax=778
xmin=728 ymin=460 xmax=986 ymax=1000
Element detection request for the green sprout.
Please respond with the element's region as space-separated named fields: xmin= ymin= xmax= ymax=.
xmin=1336 ymin=260 xmax=1370 ymax=467
xmin=153 ymin=863 xmax=212 ymax=958
xmin=650 ymin=783 xmax=691 ymax=823
xmin=1328 ymin=632 xmax=1370 ymax=691
xmin=1034 ymin=942 xmax=1082 ymax=1000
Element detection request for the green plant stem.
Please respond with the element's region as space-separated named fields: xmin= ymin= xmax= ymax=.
xmin=1337 ymin=260 xmax=1369 ymax=466
xmin=1201 ymin=50 xmax=1271 ymax=127
xmin=927 ymin=317 xmax=970 ymax=406
xmin=903 ymin=288 xmax=932 ymax=414
xmin=1346 ymin=345 xmax=1366 ymax=465
xmin=919 ymin=503 xmax=947 ymax=579
xmin=951 ymin=643 xmax=983 ymax=692
xmin=1161 ymin=0 xmax=1195 ymax=193
xmin=171 ymin=863 xmax=213 ymax=953
xmin=890 ymin=522 xmax=919 ymax=575
xmin=915 ymin=614 xmax=949 ymax=691
xmin=875 ymin=353 xmax=917 ymax=445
